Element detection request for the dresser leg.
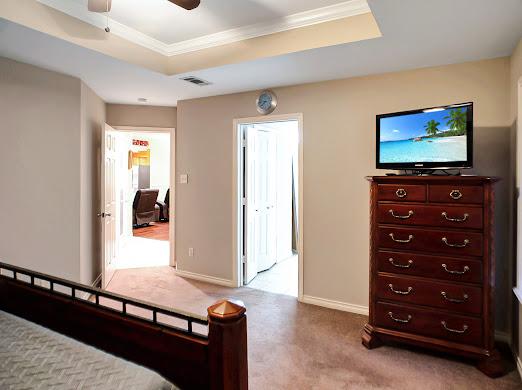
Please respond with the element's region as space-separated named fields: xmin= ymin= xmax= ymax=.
xmin=362 ymin=324 xmax=382 ymax=349
xmin=476 ymin=350 xmax=505 ymax=378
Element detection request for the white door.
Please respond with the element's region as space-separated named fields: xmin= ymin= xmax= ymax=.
xmin=244 ymin=127 xmax=277 ymax=284
xmin=101 ymin=124 xmax=117 ymax=288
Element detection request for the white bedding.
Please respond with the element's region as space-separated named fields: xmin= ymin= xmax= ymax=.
xmin=0 ymin=310 xmax=177 ymax=390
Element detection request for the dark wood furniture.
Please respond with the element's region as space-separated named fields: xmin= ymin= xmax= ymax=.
xmin=362 ymin=176 xmax=502 ymax=377
xmin=0 ymin=262 xmax=248 ymax=390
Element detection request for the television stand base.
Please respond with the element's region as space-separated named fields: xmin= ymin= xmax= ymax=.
xmin=386 ymin=169 xmax=463 ymax=177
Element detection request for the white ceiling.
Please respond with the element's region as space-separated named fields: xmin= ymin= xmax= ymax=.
xmin=106 ymin=0 xmax=349 ymax=44
xmin=1 ymin=0 xmax=522 ymax=106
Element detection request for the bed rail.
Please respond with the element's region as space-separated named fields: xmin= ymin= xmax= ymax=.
xmin=0 ymin=262 xmax=208 ymax=336
xmin=0 ymin=262 xmax=248 ymax=389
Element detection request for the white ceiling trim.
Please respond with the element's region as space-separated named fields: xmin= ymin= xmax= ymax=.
xmin=37 ymin=0 xmax=370 ymax=57
xmin=164 ymin=0 xmax=371 ymax=56
xmin=37 ymin=0 xmax=170 ymax=55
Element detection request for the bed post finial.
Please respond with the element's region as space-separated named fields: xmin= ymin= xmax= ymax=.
xmin=207 ymin=299 xmax=248 ymax=390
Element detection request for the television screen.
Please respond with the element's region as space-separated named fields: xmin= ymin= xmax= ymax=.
xmin=376 ymin=103 xmax=473 ymax=170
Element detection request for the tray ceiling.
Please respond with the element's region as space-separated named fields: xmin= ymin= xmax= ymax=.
xmin=37 ymin=0 xmax=370 ymax=55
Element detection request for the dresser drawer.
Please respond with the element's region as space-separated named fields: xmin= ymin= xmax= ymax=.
xmin=377 ymin=184 xmax=426 ymax=202
xmin=377 ymin=251 xmax=482 ymax=284
xmin=378 ymin=203 xmax=483 ymax=229
xmin=429 ymin=185 xmax=483 ymax=204
xmin=376 ymin=274 xmax=482 ymax=315
xmin=375 ymin=302 xmax=483 ymax=347
xmin=378 ymin=226 xmax=483 ymax=257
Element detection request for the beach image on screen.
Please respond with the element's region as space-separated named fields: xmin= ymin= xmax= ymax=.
xmin=379 ymin=107 xmax=469 ymax=163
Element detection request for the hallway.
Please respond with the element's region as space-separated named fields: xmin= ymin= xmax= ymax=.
xmin=246 ymin=254 xmax=298 ymax=297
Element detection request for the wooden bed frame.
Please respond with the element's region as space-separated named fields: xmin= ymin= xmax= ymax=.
xmin=0 ymin=262 xmax=248 ymax=390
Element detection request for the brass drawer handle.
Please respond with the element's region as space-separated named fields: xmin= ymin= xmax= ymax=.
xmin=441 ymin=264 xmax=470 ymax=275
xmin=441 ymin=321 xmax=468 ymax=334
xmin=441 ymin=212 xmax=469 ymax=222
xmin=442 ymin=237 xmax=469 ymax=248
xmin=389 ymin=209 xmax=414 ymax=219
xmin=396 ymin=188 xmax=407 ymax=198
xmin=388 ymin=312 xmax=412 ymax=323
xmin=441 ymin=291 xmax=468 ymax=303
xmin=389 ymin=233 xmax=414 ymax=243
xmin=388 ymin=284 xmax=413 ymax=295
xmin=449 ymin=189 xmax=463 ymax=200
xmin=389 ymin=258 xmax=413 ymax=268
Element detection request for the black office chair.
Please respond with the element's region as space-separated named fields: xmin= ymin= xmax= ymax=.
xmin=156 ymin=189 xmax=170 ymax=221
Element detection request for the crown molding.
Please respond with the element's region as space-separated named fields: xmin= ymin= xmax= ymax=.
xmin=37 ymin=0 xmax=170 ymax=54
xmin=165 ymin=0 xmax=371 ymax=55
xmin=37 ymin=0 xmax=370 ymax=57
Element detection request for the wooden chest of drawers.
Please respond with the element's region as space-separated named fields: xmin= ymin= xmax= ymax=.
xmin=362 ymin=176 xmax=502 ymax=377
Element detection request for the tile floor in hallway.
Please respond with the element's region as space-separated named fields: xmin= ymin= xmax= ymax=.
xmin=246 ymin=254 xmax=298 ymax=297
xmin=106 ymin=267 xmax=521 ymax=390
xmin=113 ymin=236 xmax=170 ymax=269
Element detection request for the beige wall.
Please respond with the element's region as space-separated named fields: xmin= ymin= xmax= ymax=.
xmin=0 ymin=57 xmax=105 ymax=284
xmin=0 ymin=57 xmax=82 ymax=280
xmin=80 ymin=82 xmax=106 ymax=285
xmin=176 ymin=57 xmax=513 ymax=331
xmin=511 ymin=39 xmax=522 ymax=124
xmin=106 ymin=104 xmax=177 ymax=128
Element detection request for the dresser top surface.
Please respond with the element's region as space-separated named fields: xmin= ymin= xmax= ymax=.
xmin=366 ymin=175 xmax=499 ymax=184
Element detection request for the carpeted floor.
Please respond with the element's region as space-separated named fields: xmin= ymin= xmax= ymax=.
xmin=107 ymin=266 xmax=522 ymax=390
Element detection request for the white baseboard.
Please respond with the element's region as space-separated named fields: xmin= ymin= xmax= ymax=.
xmin=91 ymin=274 xmax=102 ymax=289
xmin=300 ymin=295 xmax=369 ymax=315
xmin=517 ymin=356 xmax=522 ymax=379
xmin=494 ymin=330 xmax=511 ymax=344
xmin=79 ymin=274 xmax=103 ymax=300
xmin=175 ymin=269 xmax=236 ymax=288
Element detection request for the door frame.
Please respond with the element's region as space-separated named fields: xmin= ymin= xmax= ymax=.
xmin=111 ymin=126 xmax=176 ymax=268
xmin=232 ymin=113 xmax=304 ymax=300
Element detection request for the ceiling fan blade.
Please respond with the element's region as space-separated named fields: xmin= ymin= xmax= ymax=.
xmin=167 ymin=0 xmax=201 ymax=10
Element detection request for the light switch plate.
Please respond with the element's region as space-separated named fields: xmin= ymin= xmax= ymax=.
xmin=180 ymin=174 xmax=188 ymax=184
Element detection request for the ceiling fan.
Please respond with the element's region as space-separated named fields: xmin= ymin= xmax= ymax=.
xmin=87 ymin=0 xmax=201 ymax=12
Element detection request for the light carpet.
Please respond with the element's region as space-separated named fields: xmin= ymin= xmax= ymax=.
xmin=107 ymin=266 xmax=521 ymax=390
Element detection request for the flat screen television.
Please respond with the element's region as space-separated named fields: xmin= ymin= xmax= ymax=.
xmin=376 ymin=102 xmax=473 ymax=170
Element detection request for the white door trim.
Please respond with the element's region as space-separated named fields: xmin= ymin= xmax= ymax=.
xmin=232 ymin=113 xmax=304 ymax=300
xmin=111 ymin=125 xmax=176 ymax=268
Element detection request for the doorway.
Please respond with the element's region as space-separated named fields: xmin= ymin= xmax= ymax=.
xmin=101 ymin=125 xmax=174 ymax=288
xmin=234 ymin=115 xmax=303 ymax=298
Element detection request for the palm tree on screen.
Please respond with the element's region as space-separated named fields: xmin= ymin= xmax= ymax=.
xmin=444 ymin=108 xmax=467 ymax=135
xmin=424 ymin=120 xmax=440 ymax=136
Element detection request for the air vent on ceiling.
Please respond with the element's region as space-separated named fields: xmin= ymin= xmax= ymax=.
xmin=181 ymin=76 xmax=212 ymax=86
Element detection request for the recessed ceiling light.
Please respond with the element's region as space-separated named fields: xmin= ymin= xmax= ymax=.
xmin=137 ymin=97 xmax=148 ymax=103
